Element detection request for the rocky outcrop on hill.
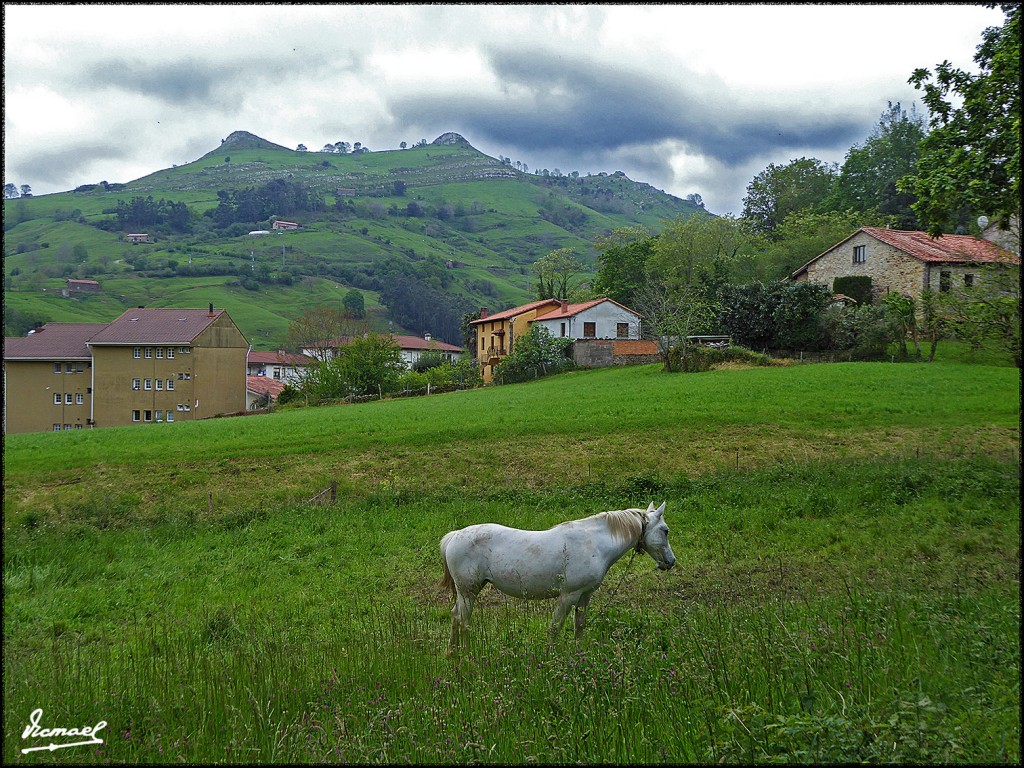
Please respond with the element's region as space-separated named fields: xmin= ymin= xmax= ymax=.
xmin=432 ymin=132 xmax=470 ymax=146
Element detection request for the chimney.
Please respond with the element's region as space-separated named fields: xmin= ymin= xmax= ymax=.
xmin=480 ymin=307 xmax=489 ymax=319
xmin=424 ymin=332 xmax=431 ymax=342
xmin=560 ymin=299 xmax=568 ymax=313
xmin=208 ymin=302 xmax=215 ymax=317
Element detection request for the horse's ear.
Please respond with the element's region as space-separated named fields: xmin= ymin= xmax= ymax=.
xmin=646 ymin=502 xmax=656 ymax=513
xmin=654 ymin=501 xmax=666 ymax=517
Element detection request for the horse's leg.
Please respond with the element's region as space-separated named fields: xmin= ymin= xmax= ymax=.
xmin=573 ymin=590 xmax=594 ymax=640
xmin=548 ymin=591 xmax=580 ymax=642
xmin=449 ymin=589 xmax=476 ymax=654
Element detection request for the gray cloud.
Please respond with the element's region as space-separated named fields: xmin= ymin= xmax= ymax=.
xmin=390 ymin=47 xmax=866 ymax=170
xmin=11 ymin=141 xmax=135 ymax=188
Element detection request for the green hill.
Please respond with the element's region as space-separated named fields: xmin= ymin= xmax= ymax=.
xmin=3 ymin=131 xmax=703 ymax=347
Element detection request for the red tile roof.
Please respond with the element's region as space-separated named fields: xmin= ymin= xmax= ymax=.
xmin=534 ymin=298 xmax=632 ymax=319
xmin=3 ymin=323 xmax=105 ymax=360
xmin=793 ymin=227 xmax=1019 ymax=277
xmin=392 ymin=335 xmax=463 ymax=352
xmin=861 ymin=227 xmax=1019 ymax=264
xmin=247 ymin=351 xmax=315 ymax=366
xmin=246 ymin=375 xmax=287 ymax=399
xmin=469 ymin=299 xmax=562 ymax=325
xmin=87 ymin=308 xmax=228 ymax=345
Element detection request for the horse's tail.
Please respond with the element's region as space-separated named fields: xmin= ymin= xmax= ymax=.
xmin=438 ymin=531 xmax=456 ymax=598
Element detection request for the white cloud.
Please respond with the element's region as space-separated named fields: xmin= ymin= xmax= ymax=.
xmin=3 ymin=3 xmax=1007 ymax=214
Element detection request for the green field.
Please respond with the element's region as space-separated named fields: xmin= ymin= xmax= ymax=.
xmin=3 ymin=360 xmax=1020 ymax=763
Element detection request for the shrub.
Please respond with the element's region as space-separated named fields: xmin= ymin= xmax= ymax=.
xmin=494 ymin=326 xmax=574 ymax=384
xmin=833 ymin=275 xmax=874 ymax=305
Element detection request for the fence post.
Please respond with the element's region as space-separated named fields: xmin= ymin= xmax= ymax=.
xmin=330 ymin=482 xmax=337 ymax=503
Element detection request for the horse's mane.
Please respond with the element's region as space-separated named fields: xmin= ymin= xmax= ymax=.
xmin=596 ymin=508 xmax=644 ymax=547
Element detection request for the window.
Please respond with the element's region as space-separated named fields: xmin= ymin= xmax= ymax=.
xmin=167 ymin=379 xmax=175 ymax=390
xmin=54 ymin=393 xmax=62 ymax=405
xmin=616 ymin=323 xmax=629 ymax=339
xmin=560 ymin=322 xmax=566 ymax=337
xmin=133 ymin=347 xmax=142 ymax=359
xmin=156 ymin=348 xmax=164 ymax=359
xmin=76 ymin=393 xmax=84 ymax=405
xmin=132 ymin=410 xmax=141 ymax=422
xmin=53 ymin=424 xmax=61 ymax=432
xmin=144 ymin=379 xmax=153 ymax=390
xmin=179 ymin=346 xmax=191 ymax=354
xmin=273 ymin=367 xmax=283 ymax=380
xmin=853 ymin=245 xmax=866 ymax=264
xmin=144 ymin=347 xmax=153 ymax=359
xmin=964 ymin=273 xmax=975 ymax=288
xmin=177 ymin=404 xmax=184 ymax=411
xmin=940 ymin=271 xmax=952 ymax=292
xmin=132 ymin=378 xmax=141 ymax=390
xmin=155 ymin=410 xmax=164 ymax=422
xmin=63 ymin=424 xmax=71 ymax=431
xmin=54 ymin=363 xmax=62 ymax=374
xmin=144 ymin=410 xmax=153 ymax=422
xmin=167 ymin=348 xmax=175 ymax=359
xmin=156 ymin=379 xmax=163 ymax=391
xmin=166 ymin=411 xmax=174 ymax=423
xmin=184 ymin=372 xmax=191 ymax=380
xmin=65 ymin=393 xmax=74 ymax=405
xmin=76 ymin=362 xmax=84 ymax=373
xmin=583 ymin=322 xmax=596 ymax=338
xmin=74 ymin=424 xmax=83 ymax=430
xmin=65 ymin=363 xmax=75 ymax=373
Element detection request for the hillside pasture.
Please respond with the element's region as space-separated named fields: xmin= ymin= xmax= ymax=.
xmin=3 ymin=362 xmax=1019 ymax=763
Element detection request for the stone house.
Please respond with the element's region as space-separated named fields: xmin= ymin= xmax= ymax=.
xmin=790 ymin=226 xmax=1019 ymax=303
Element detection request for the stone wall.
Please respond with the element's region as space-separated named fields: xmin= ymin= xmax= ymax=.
xmin=572 ymin=339 xmax=660 ymax=368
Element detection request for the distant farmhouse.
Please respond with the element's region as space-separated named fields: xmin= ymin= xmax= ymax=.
xmin=470 ymin=298 xmax=656 ymax=382
xmin=3 ymin=306 xmax=248 ymax=434
xmin=126 ymin=233 xmax=150 ymax=243
xmin=791 ymin=226 xmax=1020 ymax=304
xmin=271 ymin=220 xmax=299 ymax=230
xmin=65 ymin=278 xmax=101 ymax=295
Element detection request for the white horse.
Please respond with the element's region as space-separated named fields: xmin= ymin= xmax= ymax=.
xmin=439 ymin=502 xmax=675 ymax=650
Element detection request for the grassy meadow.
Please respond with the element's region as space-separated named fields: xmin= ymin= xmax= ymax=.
xmin=3 ymin=360 xmax=1020 ymax=763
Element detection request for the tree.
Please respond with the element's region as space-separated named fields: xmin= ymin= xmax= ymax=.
xmin=930 ymin=264 xmax=1021 ymax=366
xmin=4 ymin=183 xmax=18 ymax=199
xmin=19 ymin=184 xmax=33 ymax=198
xmin=286 ymin=307 xmax=367 ymax=361
xmin=334 ymin=142 xmax=350 ymax=154
xmin=342 ymin=288 xmax=365 ymax=319
xmin=298 ymin=334 xmax=405 ymax=401
xmin=902 ymin=4 xmax=1021 ymax=239
xmin=532 ymin=248 xmax=585 ymax=300
xmin=828 ymin=101 xmax=927 ymax=229
xmin=593 ymin=226 xmax=654 ymax=308
xmin=400 ymin=141 xmax=407 ymax=150
xmin=296 ymin=144 xmax=307 ymax=152
xmin=742 ymin=157 xmax=838 ymax=236
xmin=493 ymin=325 xmax=574 ymax=384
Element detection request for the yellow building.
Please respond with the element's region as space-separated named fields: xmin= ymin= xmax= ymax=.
xmin=3 ymin=307 xmax=249 ymax=434
xmin=469 ymin=299 xmax=562 ymax=382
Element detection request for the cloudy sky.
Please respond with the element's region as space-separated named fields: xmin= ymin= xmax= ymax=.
xmin=3 ymin=3 xmax=1004 ymax=215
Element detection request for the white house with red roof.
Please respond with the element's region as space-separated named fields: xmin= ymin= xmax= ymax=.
xmin=468 ymin=297 xmax=647 ymax=381
xmin=246 ymin=350 xmax=315 ymax=383
xmin=301 ymin=333 xmax=464 ymax=369
xmin=790 ymin=226 xmax=1019 ymax=303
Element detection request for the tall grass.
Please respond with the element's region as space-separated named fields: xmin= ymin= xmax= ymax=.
xmin=3 ymin=362 xmax=1020 ymax=763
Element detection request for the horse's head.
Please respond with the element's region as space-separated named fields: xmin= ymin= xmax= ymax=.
xmin=638 ymin=502 xmax=676 ymax=571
